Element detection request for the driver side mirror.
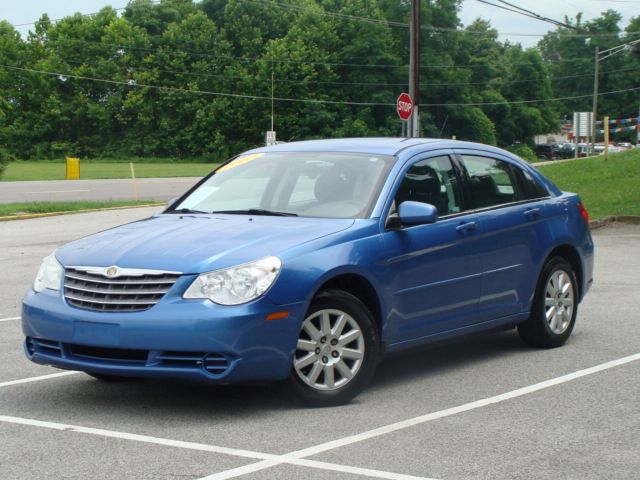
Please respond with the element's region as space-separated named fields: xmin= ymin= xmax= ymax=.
xmin=387 ymin=201 xmax=438 ymax=229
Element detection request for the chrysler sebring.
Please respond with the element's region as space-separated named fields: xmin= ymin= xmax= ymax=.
xmin=22 ymin=138 xmax=594 ymax=406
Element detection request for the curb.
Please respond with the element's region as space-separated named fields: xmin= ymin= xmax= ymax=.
xmin=589 ymin=215 xmax=640 ymax=230
xmin=0 ymin=203 xmax=164 ymax=222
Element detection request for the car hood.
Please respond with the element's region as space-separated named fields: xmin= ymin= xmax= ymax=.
xmin=56 ymin=213 xmax=355 ymax=273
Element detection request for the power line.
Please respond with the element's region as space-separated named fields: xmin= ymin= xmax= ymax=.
xmin=3 ymin=63 xmax=639 ymax=109
xmin=57 ymin=56 xmax=640 ymax=88
xmin=7 ymin=0 xmax=639 ymax=42
xmin=0 ymin=64 xmax=393 ymax=106
xmin=423 ymin=86 xmax=640 ymax=106
xmin=47 ymin=36 xmax=607 ymax=71
xmin=493 ymin=0 xmax=578 ymax=30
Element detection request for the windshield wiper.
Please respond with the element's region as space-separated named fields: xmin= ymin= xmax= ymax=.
xmin=167 ymin=208 xmax=209 ymax=214
xmin=211 ymin=209 xmax=298 ymax=217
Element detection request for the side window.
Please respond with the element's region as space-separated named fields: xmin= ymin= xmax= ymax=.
xmin=516 ymin=168 xmax=550 ymax=200
xmin=460 ymin=155 xmax=520 ymax=209
xmin=395 ymin=156 xmax=462 ymax=216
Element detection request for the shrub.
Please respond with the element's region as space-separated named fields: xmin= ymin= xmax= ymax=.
xmin=505 ymin=144 xmax=537 ymax=163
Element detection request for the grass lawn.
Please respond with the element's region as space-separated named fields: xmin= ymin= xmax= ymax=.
xmin=538 ymin=148 xmax=640 ymax=220
xmin=1 ymin=161 xmax=217 ymax=181
xmin=0 ymin=200 xmax=162 ymax=218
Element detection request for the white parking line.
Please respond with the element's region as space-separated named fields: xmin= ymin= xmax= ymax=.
xmin=0 ymin=415 xmax=431 ymax=480
xmin=0 ymin=316 xmax=20 ymax=322
xmin=2 ymin=352 xmax=639 ymax=480
xmin=0 ymin=415 xmax=274 ymax=460
xmin=0 ymin=371 xmax=80 ymax=388
xmin=199 ymin=351 xmax=640 ymax=480
xmin=203 ymin=458 xmax=435 ymax=480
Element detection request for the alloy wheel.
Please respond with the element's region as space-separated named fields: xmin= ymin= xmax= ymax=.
xmin=294 ymin=308 xmax=365 ymax=391
xmin=544 ymin=269 xmax=575 ymax=335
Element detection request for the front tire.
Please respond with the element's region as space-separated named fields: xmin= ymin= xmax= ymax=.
xmin=519 ymin=257 xmax=578 ymax=348
xmin=287 ymin=289 xmax=380 ymax=407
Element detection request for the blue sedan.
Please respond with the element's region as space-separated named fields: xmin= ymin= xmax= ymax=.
xmin=22 ymin=138 xmax=594 ymax=406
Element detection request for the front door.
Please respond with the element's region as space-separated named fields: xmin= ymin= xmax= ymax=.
xmin=380 ymin=154 xmax=484 ymax=346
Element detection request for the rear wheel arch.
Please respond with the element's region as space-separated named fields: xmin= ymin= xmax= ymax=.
xmin=544 ymin=245 xmax=584 ymax=301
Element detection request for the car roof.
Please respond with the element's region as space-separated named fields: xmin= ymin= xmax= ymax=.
xmin=247 ymin=137 xmax=459 ymax=157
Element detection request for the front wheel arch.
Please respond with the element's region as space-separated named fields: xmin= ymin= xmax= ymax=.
xmin=312 ymin=272 xmax=384 ymax=344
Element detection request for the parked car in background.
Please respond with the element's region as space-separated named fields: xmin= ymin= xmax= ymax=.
xmin=558 ymin=143 xmax=576 ymax=159
xmin=594 ymin=144 xmax=622 ymax=155
xmin=22 ymin=138 xmax=594 ymax=406
xmin=535 ymin=144 xmax=559 ymax=160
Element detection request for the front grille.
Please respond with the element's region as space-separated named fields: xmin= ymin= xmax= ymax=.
xmin=64 ymin=267 xmax=181 ymax=312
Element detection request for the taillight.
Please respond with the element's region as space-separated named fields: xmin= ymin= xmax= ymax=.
xmin=578 ymin=201 xmax=589 ymax=224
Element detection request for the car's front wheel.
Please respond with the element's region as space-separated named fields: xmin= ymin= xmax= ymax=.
xmin=287 ymin=289 xmax=379 ymax=407
xmin=518 ymin=257 xmax=578 ymax=348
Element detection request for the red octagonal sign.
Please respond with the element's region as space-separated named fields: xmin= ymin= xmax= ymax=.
xmin=396 ymin=92 xmax=413 ymax=121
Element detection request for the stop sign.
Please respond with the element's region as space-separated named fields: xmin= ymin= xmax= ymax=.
xmin=396 ymin=92 xmax=413 ymax=121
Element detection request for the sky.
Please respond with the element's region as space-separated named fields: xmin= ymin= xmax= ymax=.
xmin=0 ymin=0 xmax=638 ymax=49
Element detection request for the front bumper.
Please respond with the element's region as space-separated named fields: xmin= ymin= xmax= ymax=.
xmin=21 ymin=283 xmax=306 ymax=383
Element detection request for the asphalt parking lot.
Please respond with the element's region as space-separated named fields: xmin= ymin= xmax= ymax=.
xmin=1 ymin=209 xmax=638 ymax=480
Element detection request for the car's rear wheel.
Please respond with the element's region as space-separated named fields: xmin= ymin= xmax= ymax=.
xmin=518 ymin=257 xmax=578 ymax=348
xmin=288 ymin=289 xmax=379 ymax=407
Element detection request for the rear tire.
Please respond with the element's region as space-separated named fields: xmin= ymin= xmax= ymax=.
xmin=518 ymin=257 xmax=578 ymax=348
xmin=287 ymin=289 xmax=379 ymax=407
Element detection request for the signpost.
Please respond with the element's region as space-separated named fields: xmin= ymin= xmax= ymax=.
xmin=397 ymin=93 xmax=413 ymax=122
xmin=265 ymin=130 xmax=276 ymax=146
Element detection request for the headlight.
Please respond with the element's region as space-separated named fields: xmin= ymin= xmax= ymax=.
xmin=33 ymin=252 xmax=63 ymax=293
xmin=183 ymin=256 xmax=281 ymax=305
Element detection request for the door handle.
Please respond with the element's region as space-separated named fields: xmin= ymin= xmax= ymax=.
xmin=456 ymin=221 xmax=477 ymax=234
xmin=524 ymin=207 xmax=541 ymax=220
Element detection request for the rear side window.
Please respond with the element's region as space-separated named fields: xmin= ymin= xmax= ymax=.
xmin=517 ymin=169 xmax=550 ymax=199
xmin=460 ymin=155 xmax=518 ymax=209
xmin=459 ymin=155 xmax=548 ymax=209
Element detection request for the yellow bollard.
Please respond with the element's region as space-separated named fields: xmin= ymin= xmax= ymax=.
xmin=65 ymin=157 xmax=80 ymax=180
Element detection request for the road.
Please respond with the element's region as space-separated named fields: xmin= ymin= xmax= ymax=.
xmin=0 ymin=210 xmax=639 ymax=480
xmin=0 ymin=178 xmax=202 ymax=204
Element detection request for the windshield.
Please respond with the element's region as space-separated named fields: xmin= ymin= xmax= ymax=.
xmin=172 ymin=151 xmax=394 ymax=219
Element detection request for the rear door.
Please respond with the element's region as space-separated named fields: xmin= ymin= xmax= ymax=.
xmin=454 ymin=150 xmax=552 ymax=321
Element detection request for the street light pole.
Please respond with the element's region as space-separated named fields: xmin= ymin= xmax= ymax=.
xmin=592 ymin=39 xmax=640 ymax=153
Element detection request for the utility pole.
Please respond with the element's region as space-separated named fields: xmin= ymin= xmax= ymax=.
xmin=591 ymin=46 xmax=599 ymax=156
xmin=409 ymin=0 xmax=420 ymax=138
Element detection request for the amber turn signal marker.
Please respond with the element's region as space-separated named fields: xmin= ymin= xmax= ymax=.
xmin=266 ymin=311 xmax=290 ymax=321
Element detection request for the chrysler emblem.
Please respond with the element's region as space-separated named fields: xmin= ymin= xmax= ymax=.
xmin=105 ymin=266 xmax=119 ymax=278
